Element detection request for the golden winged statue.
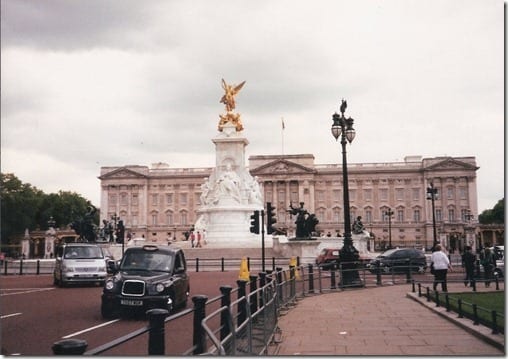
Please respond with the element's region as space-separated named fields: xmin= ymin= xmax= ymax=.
xmin=220 ymin=79 xmax=245 ymax=112
xmin=218 ymin=79 xmax=246 ymax=132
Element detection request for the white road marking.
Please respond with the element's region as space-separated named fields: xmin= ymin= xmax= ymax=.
xmin=0 ymin=287 xmax=55 ymax=296
xmin=1 ymin=312 xmax=22 ymax=319
xmin=62 ymin=319 xmax=121 ymax=338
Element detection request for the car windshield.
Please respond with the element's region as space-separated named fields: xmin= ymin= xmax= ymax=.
xmin=121 ymin=251 xmax=173 ymax=272
xmin=377 ymin=249 xmax=399 ymax=258
xmin=64 ymin=246 xmax=103 ymax=259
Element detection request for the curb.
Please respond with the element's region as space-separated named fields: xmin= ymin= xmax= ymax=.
xmin=406 ymin=292 xmax=505 ymax=351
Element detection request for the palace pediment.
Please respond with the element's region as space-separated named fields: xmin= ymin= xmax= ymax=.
xmin=250 ymin=159 xmax=316 ymax=175
xmin=99 ymin=167 xmax=148 ymax=180
xmin=424 ymin=157 xmax=479 ymax=171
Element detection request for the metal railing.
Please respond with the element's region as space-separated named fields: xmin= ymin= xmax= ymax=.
xmin=413 ymin=280 xmax=505 ymax=335
xmin=50 ymin=262 xmax=505 ymax=355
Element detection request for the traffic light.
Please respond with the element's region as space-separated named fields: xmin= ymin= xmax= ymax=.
xmin=116 ymin=220 xmax=125 ymax=243
xmin=250 ymin=210 xmax=260 ymax=234
xmin=266 ymin=202 xmax=277 ymax=234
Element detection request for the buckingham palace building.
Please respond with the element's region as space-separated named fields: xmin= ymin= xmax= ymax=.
xmin=99 ymin=154 xmax=484 ymax=252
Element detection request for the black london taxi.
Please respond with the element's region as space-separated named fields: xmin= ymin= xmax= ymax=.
xmin=101 ymin=244 xmax=189 ymax=318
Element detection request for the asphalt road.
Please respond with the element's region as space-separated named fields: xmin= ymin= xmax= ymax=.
xmin=0 ymin=271 xmax=240 ymax=356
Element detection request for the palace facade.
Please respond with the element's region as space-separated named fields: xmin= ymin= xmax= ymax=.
xmin=99 ymin=154 xmax=488 ymax=252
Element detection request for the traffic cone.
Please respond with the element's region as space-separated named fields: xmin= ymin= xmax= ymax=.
xmin=289 ymin=256 xmax=300 ymax=280
xmin=238 ymin=256 xmax=250 ymax=281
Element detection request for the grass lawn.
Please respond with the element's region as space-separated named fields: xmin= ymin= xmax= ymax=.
xmin=446 ymin=291 xmax=504 ymax=332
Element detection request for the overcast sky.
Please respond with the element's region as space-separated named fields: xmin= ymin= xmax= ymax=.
xmin=1 ymin=0 xmax=504 ymax=214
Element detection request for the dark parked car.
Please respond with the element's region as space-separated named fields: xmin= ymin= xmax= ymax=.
xmin=316 ymin=248 xmax=375 ymax=270
xmin=101 ymin=244 xmax=190 ymax=318
xmin=366 ymin=248 xmax=427 ymax=274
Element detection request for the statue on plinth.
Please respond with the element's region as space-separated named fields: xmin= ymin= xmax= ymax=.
xmin=218 ymin=79 xmax=246 ymax=132
xmin=352 ymin=216 xmax=365 ymax=234
xmin=288 ymin=202 xmax=319 ymax=239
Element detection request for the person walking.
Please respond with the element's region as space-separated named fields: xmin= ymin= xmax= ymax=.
xmin=196 ymin=231 xmax=202 ymax=248
xmin=431 ymin=244 xmax=452 ymax=292
xmin=482 ymin=247 xmax=495 ymax=287
xmin=190 ymin=231 xmax=195 ymax=248
xmin=461 ymin=245 xmax=476 ymax=287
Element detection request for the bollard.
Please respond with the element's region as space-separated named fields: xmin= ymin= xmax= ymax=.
xmin=19 ymin=258 xmax=23 ymax=275
xmin=411 ymin=279 xmax=415 ymax=293
xmin=338 ymin=263 xmax=343 ymax=289
xmin=435 ymin=291 xmax=440 ymax=307
xmin=426 ymin=287 xmax=430 ymax=302
xmin=247 ymin=257 xmax=250 ymax=271
xmin=195 ymin=258 xmax=199 ymax=273
xmin=329 ymin=265 xmax=336 ymax=289
xmin=472 ymin=304 xmax=479 ymax=325
xmin=376 ymin=263 xmax=382 ymax=286
xmin=297 ymin=256 xmax=300 ymax=267
xmin=221 ymin=257 xmax=225 ymax=272
xmin=276 ymin=267 xmax=283 ymax=302
xmin=36 ymin=260 xmax=40 ymax=275
xmin=272 ymin=257 xmax=276 ymax=272
xmin=418 ymin=283 xmax=422 ymax=297
xmin=4 ymin=260 xmax=7 ymax=275
xmin=52 ymin=338 xmax=88 ymax=355
xmin=472 ymin=279 xmax=476 ymax=292
xmin=491 ymin=310 xmax=499 ymax=334
xmin=147 ymin=308 xmax=168 ymax=355
xmin=236 ymin=279 xmax=248 ymax=327
xmin=258 ymin=272 xmax=267 ymax=307
xmin=289 ymin=266 xmax=296 ymax=299
xmin=192 ymin=295 xmax=208 ymax=355
xmin=495 ymin=276 xmax=499 ymax=290
xmin=220 ymin=286 xmax=233 ymax=341
xmin=405 ymin=260 xmax=411 ymax=283
xmin=457 ymin=299 xmax=463 ymax=318
xmin=249 ymin=275 xmax=258 ymax=315
xmin=445 ymin=293 xmax=450 ymax=312
xmin=308 ymin=264 xmax=315 ymax=293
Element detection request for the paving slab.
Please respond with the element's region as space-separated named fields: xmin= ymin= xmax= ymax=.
xmin=274 ymin=284 xmax=504 ymax=356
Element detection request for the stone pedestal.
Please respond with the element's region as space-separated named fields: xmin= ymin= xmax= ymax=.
xmin=195 ymin=123 xmax=264 ymax=248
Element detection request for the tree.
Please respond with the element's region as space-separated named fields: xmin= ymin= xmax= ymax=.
xmin=478 ymin=198 xmax=504 ymax=224
xmin=1 ymin=173 xmax=97 ymax=245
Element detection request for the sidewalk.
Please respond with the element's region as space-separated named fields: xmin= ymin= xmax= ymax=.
xmin=273 ymin=283 xmax=504 ymax=356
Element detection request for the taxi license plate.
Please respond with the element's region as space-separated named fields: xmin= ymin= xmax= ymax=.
xmin=121 ymin=299 xmax=143 ymax=306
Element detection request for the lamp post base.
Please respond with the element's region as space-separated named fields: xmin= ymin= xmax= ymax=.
xmin=339 ymin=243 xmax=364 ymax=287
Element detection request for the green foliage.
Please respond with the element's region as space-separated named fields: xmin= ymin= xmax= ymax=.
xmin=479 ymin=198 xmax=504 ymax=224
xmin=1 ymin=173 xmax=97 ymax=244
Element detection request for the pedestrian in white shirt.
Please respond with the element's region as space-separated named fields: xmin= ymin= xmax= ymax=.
xmin=431 ymin=244 xmax=452 ymax=291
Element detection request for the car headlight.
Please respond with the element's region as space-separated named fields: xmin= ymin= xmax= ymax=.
xmin=155 ymin=283 xmax=165 ymax=293
xmin=62 ymin=265 xmax=74 ymax=272
xmin=105 ymin=280 xmax=115 ymax=290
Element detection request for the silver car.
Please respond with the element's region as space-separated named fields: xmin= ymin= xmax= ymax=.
xmin=53 ymin=243 xmax=108 ymax=287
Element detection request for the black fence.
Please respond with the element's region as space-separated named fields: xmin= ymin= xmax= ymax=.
xmin=413 ymin=279 xmax=504 ymax=335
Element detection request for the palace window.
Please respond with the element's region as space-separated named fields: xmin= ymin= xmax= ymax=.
xmin=152 ymin=194 xmax=158 ymax=206
xmin=363 ymin=189 xmax=372 ymax=201
xmin=179 ymin=193 xmax=188 ymax=205
xmin=132 ymin=194 xmax=138 ymax=206
xmin=397 ymin=209 xmax=404 ymax=222
xmin=413 ymin=209 xmax=421 ymax=223
xmin=166 ymin=193 xmax=173 ymax=205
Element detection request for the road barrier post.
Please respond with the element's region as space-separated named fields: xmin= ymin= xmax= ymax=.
xmin=147 ymin=308 xmax=168 ymax=355
xmin=220 ymin=286 xmax=233 ymax=341
xmin=192 ymin=295 xmax=208 ymax=355
xmin=307 ymin=264 xmax=315 ymax=293
xmin=52 ymin=338 xmax=87 ymax=355
xmin=236 ymin=279 xmax=248 ymax=327
xmin=249 ymin=275 xmax=258 ymax=315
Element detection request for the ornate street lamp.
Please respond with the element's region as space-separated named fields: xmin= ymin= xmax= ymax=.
xmin=426 ymin=182 xmax=439 ymax=251
xmin=384 ymin=208 xmax=394 ymax=249
xmin=331 ymin=99 xmax=361 ymax=286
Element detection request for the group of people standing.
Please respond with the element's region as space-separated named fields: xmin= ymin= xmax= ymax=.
xmin=190 ymin=230 xmax=206 ymax=248
xmin=430 ymin=244 xmax=498 ymax=292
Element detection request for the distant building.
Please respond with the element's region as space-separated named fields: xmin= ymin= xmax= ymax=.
xmin=99 ymin=154 xmax=490 ymax=252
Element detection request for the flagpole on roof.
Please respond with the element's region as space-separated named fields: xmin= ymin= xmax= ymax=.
xmin=281 ymin=117 xmax=285 ymax=156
